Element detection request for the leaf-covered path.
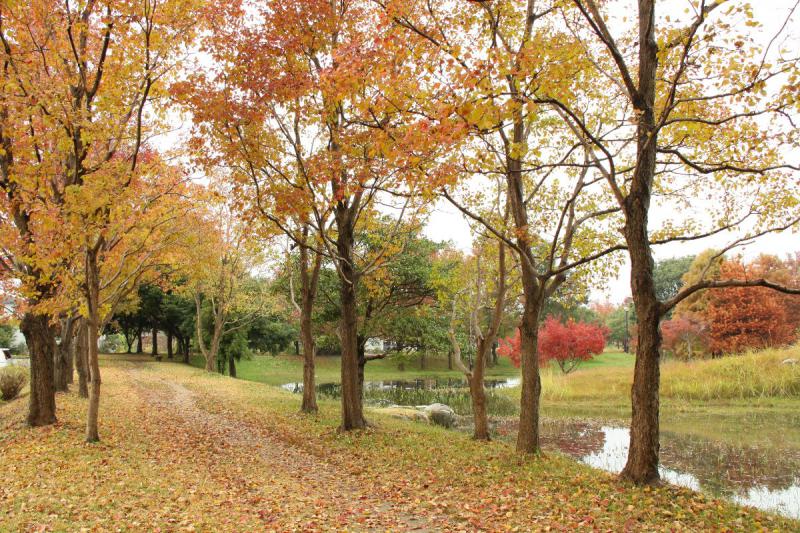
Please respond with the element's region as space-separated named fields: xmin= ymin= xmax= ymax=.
xmin=2 ymin=356 xmax=798 ymax=531
xmin=130 ymin=368 xmax=443 ymax=531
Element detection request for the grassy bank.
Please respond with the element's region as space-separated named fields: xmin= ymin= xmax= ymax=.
xmin=533 ymin=345 xmax=800 ymax=405
xmin=1 ymin=355 xmax=796 ymax=530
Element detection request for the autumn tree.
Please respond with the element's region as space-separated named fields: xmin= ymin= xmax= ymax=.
xmin=437 ymin=238 xmax=509 ymax=440
xmin=707 ymin=256 xmax=799 ymax=354
xmin=673 ymin=250 xmax=724 ymax=320
xmin=499 ymin=317 xmax=607 ymax=374
xmin=660 ymin=316 xmax=708 ymax=360
xmin=185 ymin=0 xmax=442 ymax=429
xmin=558 ymin=0 xmax=800 ymax=483
xmin=380 ymin=0 xmax=624 ymax=452
xmin=185 ymin=202 xmax=266 ymax=374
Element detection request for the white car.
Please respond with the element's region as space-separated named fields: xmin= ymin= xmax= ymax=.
xmin=0 ymin=348 xmax=13 ymax=366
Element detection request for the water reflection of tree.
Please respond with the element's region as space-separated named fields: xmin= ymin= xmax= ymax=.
xmin=306 ymin=379 xmax=519 ymax=416
xmin=540 ymin=419 xmax=606 ymax=458
xmin=661 ymin=431 xmax=800 ymax=497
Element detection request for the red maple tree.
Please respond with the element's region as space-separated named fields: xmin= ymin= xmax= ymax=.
xmin=498 ymin=317 xmax=607 ymax=374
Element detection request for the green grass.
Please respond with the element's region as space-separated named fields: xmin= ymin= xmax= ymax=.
xmin=189 ymin=351 xmax=519 ymax=387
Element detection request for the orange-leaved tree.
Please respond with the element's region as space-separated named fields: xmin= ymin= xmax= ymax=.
xmin=0 ymin=0 xmax=202 ymax=438
xmin=182 ymin=0 xmax=446 ymax=428
xmin=707 ymin=256 xmax=800 ymax=354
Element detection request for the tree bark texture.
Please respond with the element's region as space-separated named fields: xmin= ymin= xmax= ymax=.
xmin=20 ymin=312 xmax=57 ymax=427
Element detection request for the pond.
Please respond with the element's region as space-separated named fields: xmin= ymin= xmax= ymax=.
xmin=281 ymin=377 xmax=521 ymax=416
xmin=532 ymin=417 xmax=800 ymax=520
xmin=283 ymin=378 xmax=800 ymax=519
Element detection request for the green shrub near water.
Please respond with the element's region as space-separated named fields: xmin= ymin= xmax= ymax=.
xmin=0 ymin=365 xmax=28 ymax=400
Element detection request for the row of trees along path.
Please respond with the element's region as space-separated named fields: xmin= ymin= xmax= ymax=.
xmin=2 ymin=0 xmax=799 ymax=491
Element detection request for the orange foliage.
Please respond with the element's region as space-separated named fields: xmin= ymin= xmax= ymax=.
xmin=706 ymin=256 xmax=800 ymax=355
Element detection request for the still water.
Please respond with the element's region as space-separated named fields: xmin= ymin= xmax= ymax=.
xmin=538 ymin=418 xmax=800 ymax=519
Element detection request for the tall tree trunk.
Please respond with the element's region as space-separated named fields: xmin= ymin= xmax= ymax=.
xmin=515 ymin=262 xmax=545 ymax=453
xmin=75 ymin=320 xmax=89 ymax=399
xmin=151 ymin=327 xmax=158 ymax=356
xmin=506 ymin=183 xmax=546 ymax=453
xmin=297 ymin=235 xmax=322 ymax=414
xmin=20 ymin=312 xmax=57 ymax=427
xmin=300 ymin=320 xmax=317 ymax=412
xmin=228 ymin=355 xmax=236 ymax=378
xmin=166 ymin=330 xmax=173 ymax=359
xmin=181 ymin=338 xmax=190 ymax=364
xmin=136 ymin=329 xmax=143 ymax=353
xmin=85 ymin=251 xmax=102 ymax=443
xmin=55 ymin=317 xmax=77 ymax=392
xmin=619 ymin=0 xmax=662 ymax=485
xmin=470 ymin=338 xmax=491 ymax=441
xmin=336 ymin=210 xmax=366 ymax=430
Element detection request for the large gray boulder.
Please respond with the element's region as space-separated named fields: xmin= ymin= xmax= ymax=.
xmin=423 ymin=403 xmax=456 ymax=428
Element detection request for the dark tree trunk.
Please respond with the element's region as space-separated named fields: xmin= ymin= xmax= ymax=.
xmin=181 ymin=338 xmax=190 ymax=364
xmin=419 ymin=351 xmax=425 ymax=370
xmin=20 ymin=313 xmax=57 ymax=427
xmin=65 ymin=332 xmax=74 ymax=385
xmin=167 ymin=330 xmax=173 ymax=359
xmin=619 ymin=0 xmax=662 ymax=486
xmin=470 ymin=338 xmax=491 ymax=441
xmin=136 ymin=329 xmax=143 ymax=354
xmin=515 ymin=281 xmax=544 ymax=453
xmin=75 ymin=320 xmax=89 ymax=399
xmin=357 ymin=334 xmax=367 ymax=400
xmin=228 ymin=356 xmax=236 ymax=378
xmin=86 ymin=251 xmax=102 ymax=443
xmin=151 ymin=327 xmax=158 ymax=356
xmin=55 ymin=317 xmax=77 ymax=392
xmin=336 ymin=206 xmax=366 ymax=430
xmin=300 ymin=320 xmax=317 ymax=413
xmin=299 ymin=235 xmax=322 ymax=414
xmin=294 ymin=340 xmax=300 ymax=356
xmin=447 ymin=349 xmax=453 ymax=370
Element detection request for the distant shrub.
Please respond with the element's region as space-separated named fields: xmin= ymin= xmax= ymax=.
xmin=0 ymin=366 xmax=28 ymax=400
xmin=99 ymin=333 xmax=125 ymax=354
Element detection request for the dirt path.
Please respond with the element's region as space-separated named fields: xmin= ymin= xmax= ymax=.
xmin=126 ymin=366 xmax=446 ymax=532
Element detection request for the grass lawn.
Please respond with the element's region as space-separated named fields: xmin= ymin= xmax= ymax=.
xmin=2 ymin=355 xmax=796 ymax=531
xmin=189 ymin=351 xmax=520 ymax=387
xmin=575 ymin=349 xmax=635 ymax=370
